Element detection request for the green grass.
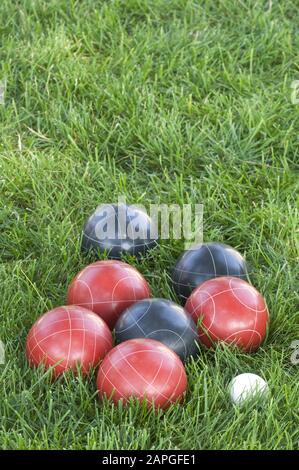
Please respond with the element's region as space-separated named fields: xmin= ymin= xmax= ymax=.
xmin=0 ymin=0 xmax=298 ymax=450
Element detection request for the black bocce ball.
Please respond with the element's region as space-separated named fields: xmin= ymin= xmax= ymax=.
xmin=114 ymin=298 xmax=198 ymax=362
xmin=81 ymin=203 xmax=158 ymax=259
xmin=172 ymin=242 xmax=249 ymax=304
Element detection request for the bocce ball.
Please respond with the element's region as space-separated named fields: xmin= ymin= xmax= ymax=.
xmin=172 ymin=242 xmax=248 ymax=304
xmin=67 ymin=260 xmax=151 ymax=329
xmin=229 ymin=373 xmax=269 ymax=405
xmin=115 ymin=298 xmax=198 ymax=362
xmin=81 ymin=203 xmax=158 ymax=259
xmin=26 ymin=305 xmax=113 ymax=377
xmin=185 ymin=276 xmax=269 ymax=352
xmin=97 ymin=338 xmax=187 ymax=409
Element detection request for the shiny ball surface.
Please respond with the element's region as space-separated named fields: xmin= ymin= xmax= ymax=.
xmin=115 ymin=298 xmax=198 ymax=362
xmin=172 ymin=242 xmax=248 ymax=304
xmin=67 ymin=260 xmax=151 ymax=329
xmin=185 ymin=277 xmax=269 ymax=352
xmin=229 ymin=373 xmax=269 ymax=405
xmin=97 ymin=338 xmax=187 ymax=409
xmin=81 ymin=203 xmax=158 ymax=259
xmin=26 ymin=305 xmax=113 ymax=377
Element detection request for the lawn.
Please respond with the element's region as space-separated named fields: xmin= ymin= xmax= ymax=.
xmin=0 ymin=0 xmax=298 ymax=450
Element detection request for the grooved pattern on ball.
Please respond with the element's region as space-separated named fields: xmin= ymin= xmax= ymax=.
xmin=26 ymin=305 xmax=113 ymax=377
xmin=172 ymin=242 xmax=248 ymax=304
xmin=97 ymin=338 xmax=187 ymax=409
xmin=185 ymin=276 xmax=269 ymax=352
xmin=67 ymin=260 xmax=151 ymax=329
xmin=115 ymin=298 xmax=198 ymax=361
xmin=82 ymin=203 xmax=158 ymax=259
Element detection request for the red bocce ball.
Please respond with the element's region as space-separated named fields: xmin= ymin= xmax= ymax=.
xmin=67 ymin=260 xmax=151 ymax=329
xmin=97 ymin=338 xmax=187 ymax=409
xmin=185 ymin=277 xmax=269 ymax=352
xmin=26 ymin=305 xmax=113 ymax=377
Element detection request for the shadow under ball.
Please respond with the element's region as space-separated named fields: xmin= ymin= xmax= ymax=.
xmin=81 ymin=203 xmax=158 ymax=259
xmin=115 ymin=298 xmax=198 ymax=362
xmin=172 ymin=242 xmax=248 ymax=304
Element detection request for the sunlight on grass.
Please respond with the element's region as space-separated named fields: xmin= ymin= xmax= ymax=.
xmin=0 ymin=0 xmax=298 ymax=450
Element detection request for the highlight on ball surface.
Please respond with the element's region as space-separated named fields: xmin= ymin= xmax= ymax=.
xmin=185 ymin=276 xmax=269 ymax=352
xmin=81 ymin=203 xmax=158 ymax=259
xmin=26 ymin=305 xmax=113 ymax=377
xmin=96 ymin=338 xmax=188 ymax=410
xmin=229 ymin=373 xmax=269 ymax=405
xmin=67 ymin=260 xmax=151 ymax=329
xmin=172 ymin=242 xmax=249 ymax=304
xmin=115 ymin=298 xmax=198 ymax=362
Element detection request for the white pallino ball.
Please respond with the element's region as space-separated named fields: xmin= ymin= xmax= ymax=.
xmin=229 ymin=373 xmax=269 ymax=405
